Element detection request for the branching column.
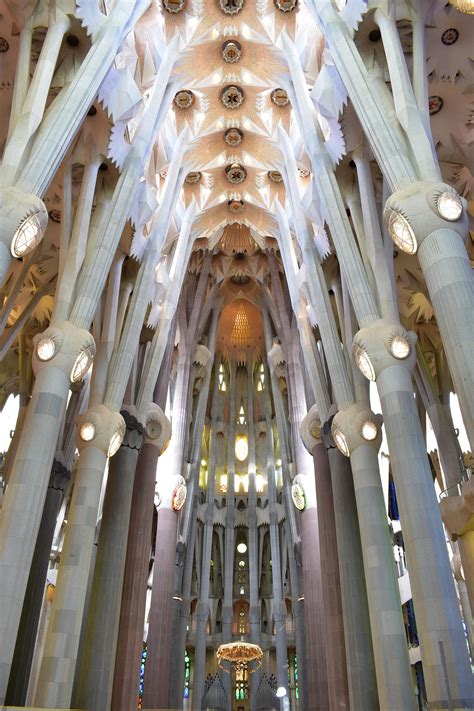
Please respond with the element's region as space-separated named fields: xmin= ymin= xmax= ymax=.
xmin=222 ymin=361 xmax=236 ymax=711
xmin=143 ymin=342 xmax=194 ymax=710
xmin=192 ymin=356 xmax=222 ymax=711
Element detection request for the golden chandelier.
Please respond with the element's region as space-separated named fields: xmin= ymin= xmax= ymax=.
xmin=216 ymin=641 xmax=263 ymax=673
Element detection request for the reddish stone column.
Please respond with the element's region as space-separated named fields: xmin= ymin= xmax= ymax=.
xmin=300 ymin=504 xmax=330 ymax=711
xmin=111 ymin=440 xmax=160 ymax=711
xmin=141 ymin=506 xmax=178 ymax=709
xmin=312 ymin=441 xmax=349 ymax=710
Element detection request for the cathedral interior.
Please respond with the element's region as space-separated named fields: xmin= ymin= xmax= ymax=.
xmin=0 ymin=0 xmax=473 ymax=710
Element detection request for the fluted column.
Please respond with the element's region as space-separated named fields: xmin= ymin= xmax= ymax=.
xmin=34 ymin=405 xmax=125 ymax=707
xmin=5 ymin=459 xmax=70 ymax=706
xmin=169 ymin=312 xmax=219 ymax=710
xmin=325 ymin=438 xmax=379 ymax=710
xmin=192 ymin=357 xmax=221 ymax=710
xmin=300 ymin=411 xmax=348 ymax=711
xmin=222 ymin=361 xmax=236 ymax=711
xmin=143 ymin=348 xmax=193 ymax=710
xmin=111 ymin=405 xmax=170 ymax=711
xmin=74 ymin=408 xmax=144 ymax=711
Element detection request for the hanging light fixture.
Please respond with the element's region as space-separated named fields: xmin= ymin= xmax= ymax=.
xmin=216 ymin=642 xmax=263 ymax=673
xmin=448 ymin=0 xmax=473 ymax=13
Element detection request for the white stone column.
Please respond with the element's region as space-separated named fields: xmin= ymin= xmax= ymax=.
xmin=354 ymin=320 xmax=474 ymax=708
xmin=34 ymin=404 xmax=125 ymax=707
xmin=0 ymin=321 xmax=94 ymax=702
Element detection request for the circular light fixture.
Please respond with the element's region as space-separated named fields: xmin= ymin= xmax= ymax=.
xmin=332 ymin=427 xmax=350 ymax=457
xmin=225 ymin=163 xmax=247 ymax=184
xmin=216 ymin=642 xmax=262 ymax=674
xmin=224 ymin=127 xmax=243 ymax=146
xmin=11 ymin=213 xmax=45 ymax=257
xmin=390 ymin=335 xmax=411 ymax=360
xmin=271 ymin=88 xmax=290 ymax=107
xmin=173 ymin=483 xmax=187 ymax=511
xmin=441 ymin=27 xmax=459 ymax=44
xmin=237 ymin=542 xmax=247 ymax=554
xmin=221 ymin=39 xmax=242 ymax=63
xmin=221 ymin=84 xmax=245 ymax=109
xmin=79 ymin=422 xmax=96 ymax=442
xmin=274 ymin=0 xmax=298 ymax=9
xmin=36 ymin=337 xmax=56 ymax=362
xmin=291 ymin=482 xmax=306 ymax=511
xmin=437 ymin=191 xmax=463 ymax=221
xmin=353 ymin=343 xmax=375 ymax=381
xmin=185 ymin=171 xmax=202 ymax=184
xmin=428 ymin=95 xmax=444 ymax=115
xmin=108 ymin=429 xmax=124 ymax=457
xmin=239 ymin=560 xmax=246 ymax=568
xmin=201 ymin=458 xmax=207 ymax=467
xmin=268 ymin=170 xmax=283 ymax=183
xmin=71 ymin=345 xmax=94 ymax=383
xmin=361 ymin=420 xmax=378 ymax=441
xmin=276 ymin=687 xmax=287 ymax=698
xmin=228 ymin=198 xmax=245 ymax=213
xmin=174 ymin=89 xmax=195 ymax=109
xmin=163 ymin=0 xmax=187 ymax=11
xmin=218 ymin=0 xmax=245 ymax=14
xmin=298 ymin=166 xmax=310 ymax=178
xmin=385 ymin=208 xmax=417 ymax=255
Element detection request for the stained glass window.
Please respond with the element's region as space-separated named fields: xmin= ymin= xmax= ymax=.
xmin=184 ymin=649 xmax=191 ymax=698
xmin=138 ymin=644 xmax=147 ymax=708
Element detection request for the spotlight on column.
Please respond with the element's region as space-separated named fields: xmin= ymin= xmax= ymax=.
xmin=331 ymin=425 xmax=350 ymax=457
xmin=389 ymin=335 xmax=411 ymax=359
xmin=79 ymin=422 xmax=96 ymax=442
xmin=385 ymin=208 xmax=417 ymax=254
xmin=36 ymin=337 xmax=56 ymax=362
xmin=71 ymin=345 xmax=95 ymax=383
xmin=237 ymin=542 xmax=247 ymax=554
xmin=437 ymin=191 xmax=463 ymax=221
xmin=276 ymin=687 xmax=287 ymax=698
xmin=353 ymin=343 xmax=375 ymax=381
xmin=108 ymin=427 xmax=125 ymax=457
xmin=361 ymin=420 xmax=378 ymax=441
xmin=10 ymin=212 xmax=46 ymax=257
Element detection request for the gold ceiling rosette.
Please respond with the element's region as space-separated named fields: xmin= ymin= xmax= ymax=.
xmin=216 ymin=641 xmax=263 ymax=673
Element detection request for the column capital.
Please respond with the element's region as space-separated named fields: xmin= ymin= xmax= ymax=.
xmin=353 ymin=318 xmax=417 ymax=381
xmin=331 ymin=404 xmax=383 ymax=457
xmin=32 ymin=320 xmax=95 ymax=383
xmin=300 ymin=404 xmax=322 ymax=452
xmin=76 ymin=404 xmax=125 ymax=457
xmin=440 ymin=478 xmax=474 ymax=539
xmin=144 ymin=403 xmax=171 ymax=453
xmin=0 ymin=187 xmax=48 ymax=266
xmin=384 ymin=181 xmax=468 ymax=254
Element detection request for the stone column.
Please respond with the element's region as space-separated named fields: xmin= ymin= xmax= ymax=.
xmin=5 ymin=459 xmax=70 ymax=706
xmin=354 ymin=321 xmax=474 ymax=709
xmin=222 ymin=361 xmax=236 ymax=711
xmin=143 ymin=349 xmax=194 ymax=710
xmin=262 ymin=361 xmax=288 ymax=706
xmin=384 ymin=185 xmax=473 ymax=450
xmin=331 ymin=405 xmax=416 ymax=710
xmin=74 ymin=407 xmax=144 ymax=711
xmin=33 ymin=405 xmax=125 ymax=708
xmin=192 ymin=357 xmax=221 ymax=711
xmin=325 ymin=438 xmax=379 ymax=710
xmin=0 ymin=320 xmax=94 ymax=701
xmin=111 ymin=405 xmax=170 ymax=711
xmin=301 ymin=419 xmax=348 ymax=710
xmin=441 ymin=477 xmax=474 ymax=614
xmin=169 ymin=337 xmax=218 ymax=710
